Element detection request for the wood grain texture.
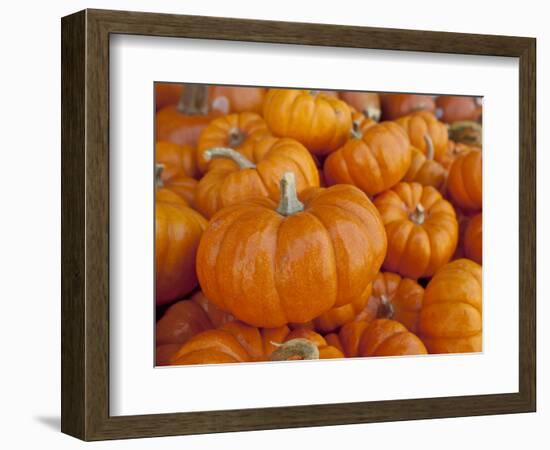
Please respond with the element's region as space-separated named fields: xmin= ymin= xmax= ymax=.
xmin=61 ymin=8 xmax=536 ymax=441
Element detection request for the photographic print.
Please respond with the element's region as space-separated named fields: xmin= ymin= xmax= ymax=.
xmin=154 ymin=84 xmax=483 ymax=367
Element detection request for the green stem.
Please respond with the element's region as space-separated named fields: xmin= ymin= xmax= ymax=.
xmin=203 ymin=147 xmax=256 ymax=169
xmin=270 ymin=338 xmax=320 ymax=361
xmin=276 ymin=172 xmax=305 ymax=216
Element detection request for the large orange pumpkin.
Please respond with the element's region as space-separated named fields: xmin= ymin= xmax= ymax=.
xmin=403 ymin=136 xmax=446 ymax=190
xmin=339 ymin=91 xmax=381 ymax=121
xmin=435 ymin=96 xmax=482 ymax=123
xmin=329 ymin=319 xmax=427 ymax=357
xmin=263 ymin=89 xmax=352 ymax=155
xmin=196 ymin=112 xmax=269 ymax=173
xmin=170 ymin=321 xmax=343 ymax=365
xmin=418 ymin=259 xmax=482 ymax=353
xmin=195 ymin=137 xmax=320 ymax=218
xmin=463 ymin=213 xmax=482 ymax=264
xmin=396 ymin=111 xmax=448 ymax=162
xmin=374 ymin=182 xmax=458 ymax=279
xmin=156 ymin=84 xmax=220 ymax=148
xmin=447 ymin=149 xmax=482 ymax=212
xmin=380 ymin=94 xmax=436 ymax=120
xmin=156 ymin=179 xmax=208 ymax=306
xmin=197 ymin=172 xmax=387 ymax=328
xmin=323 ymin=121 xmax=411 ymax=196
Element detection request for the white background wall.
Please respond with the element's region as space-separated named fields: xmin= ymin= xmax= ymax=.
xmin=0 ymin=0 xmax=546 ymax=448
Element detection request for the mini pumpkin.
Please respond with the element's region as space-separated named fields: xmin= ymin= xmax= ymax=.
xmin=435 ymin=96 xmax=482 ymax=123
xmin=447 ymin=149 xmax=482 ymax=212
xmin=196 ymin=112 xmax=269 ymax=173
xmin=156 ymin=84 xmax=220 ymax=147
xmin=463 ymin=213 xmax=482 ymax=264
xmin=156 ymin=141 xmax=199 ymax=179
xmin=440 ymin=140 xmax=479 ymax=170
xmin=196 ymin=172 xmax=387 ymax=328
xmin=209 ymin=86 xmax=266 ymax=114
xmin=374 ymin=182 xmax=458 ymax=279
xmin=156 ymin=177 xmax=208 ymax=306
xmin=195 ymin=137 xmax=319 ymax=218
xmin=263 ymin=89 xmax=352 ymax=155
xmin=380 ymin=94 xmax=436 ymax=120
xmin=418 ymin=259 xmax=482 ymax=353
xmin=396 ymin=111 xmax=449 ymax=162
xmin=403 ymin=136 xmax=446 ymax=190
xmin=323 ymin=121 xmax=412 ymax=196
xmin=156 ymin=163 xmax=197 ymax=208
xmin=339 ymin=92 xmax=381 ymax=121
xmin=170 ymin=321 xmax=343 ymax=365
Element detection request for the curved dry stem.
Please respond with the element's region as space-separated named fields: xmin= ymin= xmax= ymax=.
xmin=423 ymin=134 xmax=435 ymax=160
xmin=276 ymin=172 xmax=304 ymax=216
xmin=270 ymin=338 xmax=320 ymax=361
xmin=203 ymin=147 xmax=256 ymax=169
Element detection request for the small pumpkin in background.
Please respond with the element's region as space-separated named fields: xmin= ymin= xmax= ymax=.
xmin=209 ymin=86 xmax=266 ymax=114
xmin=323 ymin=121 xmax=411 ymax=197
xmin=349 ymin=108 xmax=378 ymax=136
xmin=196 ymin=112 xmax=269 ymax=173
xmin=374 ymin=182 xmax=458 ymax=279
xmin=156 ymin=141 xmax=199 ymax=179
xmin=194 ymin=137 xmax=319 ymax=218
xmin=196 ymin=172 xmax=387 ymax=328
xmin=339 ymin=91 xmax=381 ymax=122
xmin=448 ymin=121 xmax=483 ymax=148
xmin=155 ymin=163 xmax=197 ymax=208
xmin=403 ymin=136 xmax=446 ymax=190
xmin=170 ymin=321 xmax=343 ymax=365
xmin=447 ymin=149 xmax=482 ymax=212
xmin=396 ymin=110 xmax=448 ymax=162
xmin=156 ymin=84 xmax=220 ymax=148
xmin=435 ymin=96 xmax=482 ymax=123
xmin=155 ymin=83 xmax=184 ymax=111
xmin=156 ymin=171 xmax=208 ymax=306
xmin=418 ymin=259 xmax=482 ymax=353
xmin=463 ymin=213 xmax=482 ymax=264
xmin=440 ymin=140 xmax=479 ymax=171
xmin=263 ymin=89 xmax=352 ymax=156
xmin=380 ymin=94 xmax=436 ymax=120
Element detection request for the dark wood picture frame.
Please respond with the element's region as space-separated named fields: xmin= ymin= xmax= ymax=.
xmin=61 ymin=8 xmax=536 ymax=441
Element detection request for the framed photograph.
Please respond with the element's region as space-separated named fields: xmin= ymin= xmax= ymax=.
xmin=61 ymin=9 xmax=536 ymax=441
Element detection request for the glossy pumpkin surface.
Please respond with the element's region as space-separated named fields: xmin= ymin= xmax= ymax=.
xmin=374 ymin=182 xmax=458 ymax=279
xmin=396 ymin=111 xmax=448 ymax=162
xmin=447 ymin=149 xmax=482 ymax=212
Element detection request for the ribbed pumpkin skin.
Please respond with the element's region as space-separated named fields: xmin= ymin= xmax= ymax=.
xmin=155 ymin=192 xmax=208 ymax=306
xmin=196 ymin=112 xmax=269 ymax=173
xmin=464 ymin=213 xmax=482 ymax=264
xmin=324 ymin=122 xmax=412 ymax=196
xmin=374 ymin=182 xmax=458 ymax=279
xmin=380 ymin=94 xmax=436 ymax=120
xmin=403 ymin=146 xmax=446 ymax=190
xmin=263 ymin=89 xmax=352 ymax=155
xmin=194 ymin=137 xmax=320 ymax=219
xmin=170 ymin=321 xmax=343 ymax=365
xmin=418 ymin=259 xmax=482 ymax=353
xmin=447 ymin=150 xmax=482 ymax=212
xmin=156 ymin=141 xmax=199 ymax=179
xmin=196 ymin=184 xmax=387 ymax=328
xmin=396 ymin=111 xmax=448 ymax=162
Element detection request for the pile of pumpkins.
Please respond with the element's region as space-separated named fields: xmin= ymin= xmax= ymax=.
xmin=155 ymin=85 xmax=482 ymax=366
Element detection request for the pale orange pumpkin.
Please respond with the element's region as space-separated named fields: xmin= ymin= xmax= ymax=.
xmin=340 ymin=91 xmax=381 ymax=121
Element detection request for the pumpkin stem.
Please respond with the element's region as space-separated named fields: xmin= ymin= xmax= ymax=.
xmin=276 ymin=172 xmax=305 ymax=216
xmin=155 ymin=163 xmax=165 ymax=188
xmin=309 ymin=90 xmax=319 ymax=96
xmin=203 ymin=147 xmax=256 ymax=169
xmin=228 ymin=128 xmax=246 ymax=148
xmin=177 ymin=84 xmax=209 ymax=115
xmin=364 ymin=106 xmax=381 ymax=122
xmin=423 ymin=134 xmax=435 ymax=160
xmin=351 ymin=120 xmax=363 ymax=139
xmin=377 ymin=295 xmax=395 ymax=319
xmin=410 ymin=203 xmax=425 ymax=225
xmin=270 ymin=338 xmax=320 ymax=361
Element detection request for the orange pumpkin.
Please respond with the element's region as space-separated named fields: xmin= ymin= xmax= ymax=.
xmin=156 ymin=179 xmax=208 ymax=306
xmin=332 ymin=319 xmax=427 ymax=357
xmin=155 ymin=163 xmax=197 ymax=208
xmin=196 ymin=112 xmax=269 ymax=173
xmin=447 ymin=149 xmax=482 ymax=212
xmin=323 ymin=122 xmax=411 ymax=196
xmin=380 ymin=94 xmax=436 ymax=120
xmin=155 ymin=83 xmax=184 ymax=111
xmin=209 ymin=86 xmax=266 ymax=114
xmin=448 ymin=121 xmax=483 ymax=148
xmin=263 ymin=89 xmax=352 ymax=155
xmin=339 ymin=91 xmax=381 ymax=121
xmin=418 ymin=259 xmax=482 ymax=353
xmin=435 ymin=96 xmax=482 ymax=123
xmin=156 ymin=84 xmax=220 ymax=147
xmin=195 ymin=137 xmax=320 ymax=218
xmin=396 ymin=111 xmax=448 ymax=162
xmin=156 ymin=141 xmax=199 ymax=179
xmin=403 ymin=135 xmax=446 ymax=190
xmin=374 ymin=182 xmax=458 ymax=279
xmin=197 ymin=172 xmax=387 ymax=328
xmin=360 ymin=272 xmax=424 ymax=334
xmin=350 ymin=108 xmax=378 ymax=136
xmin=170 ymin=321 xmax=343 ymax=365
xmin=440 ymin=140 xmax=479 ymax=171
xmin=463 ymin=213 xmax=482 ymax=264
